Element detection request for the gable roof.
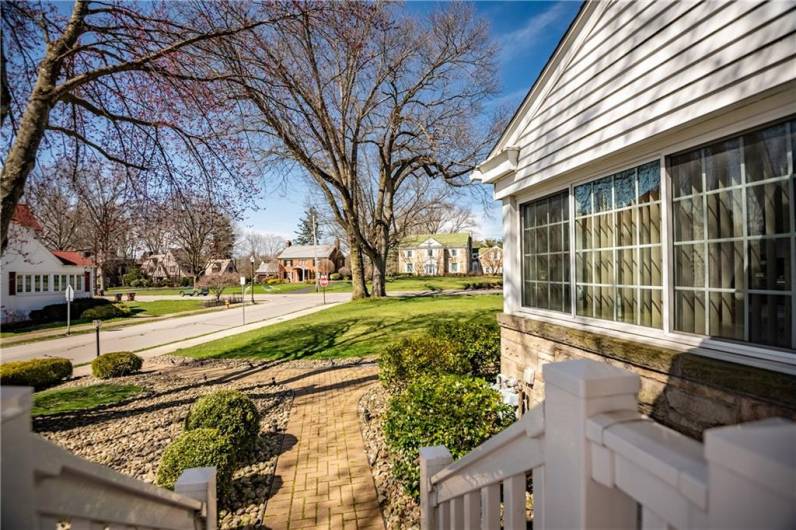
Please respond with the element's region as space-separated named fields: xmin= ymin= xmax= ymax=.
xmin=256 ymin=260 xmax=279 ymax=273
xmin=11 ymin=204 xmax=43 ymax=232
xmin=400 ymin=233 xmax=470 ymax=248
xmin=278 ymin=244 xmax=337 ymax=260
xmin=52 ymin=251 xmax=94 ymax=267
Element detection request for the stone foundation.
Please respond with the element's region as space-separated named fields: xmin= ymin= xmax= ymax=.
xmin=499 ymin=313 xmax=796 ymax=439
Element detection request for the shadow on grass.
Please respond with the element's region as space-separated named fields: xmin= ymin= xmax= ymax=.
xmin=193 ymin=298 xmax=499 ymax=361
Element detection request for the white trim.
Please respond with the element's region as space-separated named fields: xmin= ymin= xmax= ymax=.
xmin=507 ymin=307 xmax=796 ymax=376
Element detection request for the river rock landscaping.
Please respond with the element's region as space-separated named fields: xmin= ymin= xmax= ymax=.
xmin=33 ymin=356 xmax=293 ymax=530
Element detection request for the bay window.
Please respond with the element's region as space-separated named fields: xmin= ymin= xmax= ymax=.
xmin=519 ymin=117 xmax=796 ymax=354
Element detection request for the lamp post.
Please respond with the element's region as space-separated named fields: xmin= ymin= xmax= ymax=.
xmin=240 ymin=275 xmax=246 ymax=325
xmin=249 ymin=255 xmax=256 ymax=304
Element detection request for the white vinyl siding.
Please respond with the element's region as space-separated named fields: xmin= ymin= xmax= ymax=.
xmin=495 ymin=1 xmax=796 ymax=198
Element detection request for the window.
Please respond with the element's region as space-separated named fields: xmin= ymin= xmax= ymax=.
xmin=450 ymin=262 xmax=459 ymax=273
xmin=521 ymin=190 xmax=571 ymax=312
xmin=16 ymin=274 xmax=23 ymax=294
xmin=574 ymin=161 xmax=662 ymax=327
xmin=406 ymin=250 xmax=413 ymax=258
xmin=450 ymin=249 xmax=458 ymax=257
xmin=427 ymin=248 xmax=433 ymax=257
xmin=669 ymin=120 xmax=795 ymax=349
xmin=34 ymin=275 xmax=41 ymax=292
xmin=406 ymin=263 xmax=413 ymax=273
xmin=54 ymin=274 xmax=60 ymax=292
xmin=42 ymin=274 xmax=49 ymax=292
xmin=61 ymin=274 xmax=68 ymax=290
xmin=76 ymin=274 xmax=83 ymax=291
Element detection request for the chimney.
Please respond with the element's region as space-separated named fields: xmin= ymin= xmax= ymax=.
xmin=286 ymin=240 xmax=292 ymax=247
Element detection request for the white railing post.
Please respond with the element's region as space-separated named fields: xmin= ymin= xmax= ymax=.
xmin=175 ymin=467 xmax=218 ymax=530
xmin=1 ymin=387 xmax=36 ymax=530
xmin=704 ymin=418 xmax=796 ymax=529
xmin=542 ymin=359 xmax=639 ymax=529
xmin=419 ymin=446 xmax=452 ymax=530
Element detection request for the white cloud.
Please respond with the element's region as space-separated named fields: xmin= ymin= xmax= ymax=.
xmin=498 ymin=2 xmax=570 ymax=63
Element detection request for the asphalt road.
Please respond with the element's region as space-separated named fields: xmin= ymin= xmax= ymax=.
xmin=1 ymin=292 xmax=351 ymax=366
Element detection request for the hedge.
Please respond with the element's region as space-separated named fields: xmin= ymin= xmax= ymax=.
xmin=0 ymin=357 xmax=73 ymax=390
xmin=383 ymin=374 xmax=515 ymax=497
xmin=185 ymin=390 xmax=260 ymax=455
xmin=91 ymin=352 xmax=143 ymax=379
xmin=155 ymin=428 xmax=236 ymax=495
xmin=28 ymin=298 xmax=111 ymax=324
xmin=80 ymin=304 xmax=129 ymax=320
xmin=428 ymin=320 xmax=501 ymax=380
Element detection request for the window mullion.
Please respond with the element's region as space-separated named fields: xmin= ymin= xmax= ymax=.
xmin=701 ymin=149 xmax=710 ymax=335
xmin=740 ymin=135 xmax=749 ymax=342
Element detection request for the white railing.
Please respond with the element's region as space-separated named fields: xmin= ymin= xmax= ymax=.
xmin=420 ymin=359 xmax=796 ymax=530
xmin=2 ymin=387 xmax=217 ymax=530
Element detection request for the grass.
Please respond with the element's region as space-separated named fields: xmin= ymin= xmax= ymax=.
xmin=174 ymin=293 xmax=502 ymax=361
xmin=32 ymin=383 xmax=144 ymax=417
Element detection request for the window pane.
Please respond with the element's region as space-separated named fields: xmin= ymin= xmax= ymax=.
xmin=549 ymin=223 xmax=563 ymax=252
xmin=596 ymin=250 xmax=613 ymax=285
xmin=639 ymin=203 xmax=661 ymax=245
xmin=675 ymin=290 xmax=706 ymax=334
xmin=670 ymin=150 xmax=703 ymax=198
xmin=744 ymin=123 xmax=788 ymax=182
xmin=593 ymin=213 xmax=613 ymax=248
xmin=618 ymin=287 xmax=636 ymax=324
xmin=43 ymin=275 xmax=49 ymax=291
xmin=709 ymin=291 xmax=744 ymax=340
xmin=748 ymin=238 xmax=790 ymax=291
xmin=26 ymin=275 xmax=31 ymax=292
xmin=638 ymin=161 xmax=660 ymax=202
xmin=614 ymin=169 xmax=636 ymax=208
xmin=549 ymin=194 xmax=563 ymax=223
xmin=576 ymin=252 xmax=592 ymax=283
xmin=708 ymin=241 xmax=744 ymax=290
xmin=593 ymin=176 xmax=613 ymax=213
xmin=617 ymin=208 xmax=636 ymax=247
xmin=16 ymin=274 xmax=23 ymax=293
xmin=746 ymin=181 xmax=790 ymax=236
xmin=536 ymin=255 xmax=548 ymax=282
xmin=54 ymin=274 xmax=60 ymax=291
xmin=34 ymin=275 xmax=40 ymax=292
xmin=575 ymin=184 xmax=591 ymax=216
xmin=536 ymin=200 xmax=548 ymax=226
xmin=640 ymin=246 xmax=662 ymax=286
xmin=675 ymin=244 xmax=705 ymax=288
xmin=550 ymin=254 xmax=563 ymax=282
xmin=550 ymin=284 xmax=564 ymax=312
xmin=618 ymin=249 xmax=636 ymax=286
xmin=705 ymin=138 xmax=741 ymax=190
xmin=594 ymin=285 xmax=614 ymax=321
xmin=706 ymin=190 xmax=743 ymax=240
xmin=674 ymin=198 xmax=704 ymax=242
xmin=748 ymin=294 xmax=791 ymax=348
xmin=576 ymin=285 xmax=592 ymax=317
xmin=575 ymin=218 xmax=591 ymax=249
xmin=536 ymin=227 xmax=548 ymax=253
xmin=640 ymin=289 xmax=663 ymax=328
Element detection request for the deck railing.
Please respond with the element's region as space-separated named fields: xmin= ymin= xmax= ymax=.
xmin=2 ymin=387 xmax=217 ymax=530
xmin=420 ymin=359 xmax=796 ymax=530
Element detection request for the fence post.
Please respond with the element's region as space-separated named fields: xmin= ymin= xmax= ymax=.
xmin=175 ymin=467 xmax=217 ymax=530
xmin=1 ymin=387 xmax=36 ymax=530
xmin=542 ymin=359 xmax=639 ymax=529
xmin=704 ymin=418 xmax=796 ymax=529
xmin=419 ymin=446 xmax=453 ymax=530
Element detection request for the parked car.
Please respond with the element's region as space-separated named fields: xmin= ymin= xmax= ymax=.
xmin=179 ymin=287 xmax=208 ymax=297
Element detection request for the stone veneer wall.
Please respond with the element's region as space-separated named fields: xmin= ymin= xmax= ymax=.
xmin=499 ymin=313 xmax=796 ymax=440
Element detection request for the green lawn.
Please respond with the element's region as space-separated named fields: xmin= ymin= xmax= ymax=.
xmin=32 ymin=383 xmax=144 ymax=416
xmin=174 ymin=294 xmax=502 ymax=361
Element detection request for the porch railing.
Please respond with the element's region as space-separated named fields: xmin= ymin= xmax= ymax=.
xmin=2 ymin=386 xmax=217 ymax=530
xmin=420 ymin=359 xmax=796 ymax=530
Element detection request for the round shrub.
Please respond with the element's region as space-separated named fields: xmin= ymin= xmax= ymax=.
xmin=91 ymin=352 xmax=143 ymax=379
xmin=155 ymin=428 xmax=236 ymax=495
xmin=29 ymin=298 xmax=111 ymax=324
xmin=378 ymin=337 xmax=461 ymax=392
xmin=80 ymin=304 xmax=128 ymax=320
xmin=0 ymin=357 xmax=73 ymax=390
xmin=383 ymin=374 xmax=515 ymax=497
xmin=185 ymin=390 xmax=260 ymax=454
xmin=429 ymin=320 xmax=501 ymax=380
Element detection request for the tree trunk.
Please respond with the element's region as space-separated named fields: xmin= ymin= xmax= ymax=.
xmin=371 ymin=254 xmax=387 ymax=297
xmin=347 ymin=228 xmax=369 ymax=299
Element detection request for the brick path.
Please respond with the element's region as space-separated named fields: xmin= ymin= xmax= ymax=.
xmin=263 ymin=361 xmax=384 ymax=530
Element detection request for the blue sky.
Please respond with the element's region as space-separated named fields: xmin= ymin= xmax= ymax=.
xmin=243 ymin=1 xmax=582 ymax=240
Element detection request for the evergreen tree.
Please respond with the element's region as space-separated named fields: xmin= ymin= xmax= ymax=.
xmin=209 ymin=214 xmax=236 ymax=258
xmin=294 ymin=207 xmax=322 ymax=245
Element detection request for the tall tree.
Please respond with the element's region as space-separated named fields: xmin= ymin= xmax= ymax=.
xmin=209 ymin=214 xmax=235 ymax=258
xmin=293 ymin=207 xmax=322 ymax=246
xmin=27 ymin=169 xmax=84 ymax=251
xmin=1 ymin=1 xmax=287 ymax=252
xmin=207 ymin=2 xmax=499 ymax=297
xmin=170 ymin=198 xmax=216 ymax=285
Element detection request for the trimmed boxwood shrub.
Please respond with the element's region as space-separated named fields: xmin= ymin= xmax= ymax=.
xmin=429 ymin=320 xmax=501 ymax=380
xmin=28 ymin=298 xmax=111 ymax=324
xmin=378 ymin=337 xmax=461 ymax=392
xmin=185 ymin=390 xmax=260 ymax=454
xmin=91 ymin=352 xmax=143 ymax=379
xmin=383 ymin=374 xmax=515 ymax=497
xmin=155 ymin=428 xmax=236 ymax=495
xmin=0 ymin=357 xmax=73 ymax=390
xmin=80 ymin=304 xmax=129 ymax=320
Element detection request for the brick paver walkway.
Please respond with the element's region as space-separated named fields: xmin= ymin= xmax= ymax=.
xmin=263 ymin=361 xmax=384 ymax=530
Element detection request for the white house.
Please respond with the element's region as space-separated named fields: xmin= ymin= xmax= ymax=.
xmin=1 ymin=205 xmax=95 ymax=323
xmin=473 ymin=1 xmax=796 ymax=436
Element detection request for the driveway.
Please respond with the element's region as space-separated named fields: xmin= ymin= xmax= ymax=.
xmin=1 ymin=293 xmax=351 ymax=366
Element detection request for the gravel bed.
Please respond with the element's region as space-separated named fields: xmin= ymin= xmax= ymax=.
xmin=35 ymin=357 xmax=293 ymax=530
xmin=358 ymin=384 xmax=420 ymax=530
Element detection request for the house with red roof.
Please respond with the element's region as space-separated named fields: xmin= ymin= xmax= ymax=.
xmin=1 ymin=205 xmax=96 ymax=323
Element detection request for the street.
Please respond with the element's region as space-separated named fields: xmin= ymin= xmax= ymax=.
xmin=1 ymin=293 xmax=351 ymax=366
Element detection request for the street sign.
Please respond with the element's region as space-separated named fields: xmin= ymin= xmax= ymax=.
xmin=65 ymin=284 xmax=75 ymax=302
xmin=319 ymin=274 xmax=329 ymax=287
xmin=240 ymin=276 xmax=246 ymax=286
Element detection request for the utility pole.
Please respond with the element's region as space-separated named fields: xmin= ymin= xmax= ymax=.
xmin=312 ymin=209 xmax=319 ymax=292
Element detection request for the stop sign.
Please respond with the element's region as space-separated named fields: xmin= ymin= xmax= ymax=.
xmin=319 ymin=274 xmax=329 ymax=287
